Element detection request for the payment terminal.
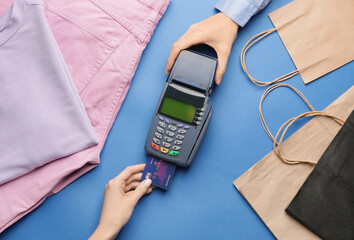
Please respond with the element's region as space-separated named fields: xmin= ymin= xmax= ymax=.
xmin=145 ymin=49 xmax=217 ymax=167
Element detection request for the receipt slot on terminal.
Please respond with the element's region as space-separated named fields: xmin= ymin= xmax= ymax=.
xmin=145 ymin=49 xmax=217 ymax=167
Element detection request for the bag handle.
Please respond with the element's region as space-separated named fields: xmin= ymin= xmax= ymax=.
xmin=240 ymin=29 xmax=299 ymax=86
xmin=273 ymin=111 xmax=345 ymax=165
xmin=259 ymin=83 xmax=345 ymax=165
xmin=259 ymin=83 xmax=315 ymax=143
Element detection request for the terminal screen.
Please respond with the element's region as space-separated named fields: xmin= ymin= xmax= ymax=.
xmin=159 ymin=97 xmax=197 ymax=123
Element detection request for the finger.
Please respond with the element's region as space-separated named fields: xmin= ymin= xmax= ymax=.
xmin=124 ymin=181 xmax=154 ymax=193
xmin=115 ymin=164 xmax=146 ymax=181
xmin=165 ymin=32 xmax=203 ymax=75
xmin=131 ymin=179 xmax=152 ymax=205
xmin=146 ymin=187 xmax=153 ymax=194
xmin=214 ymin=49 xmax=230 ymax=85
xmin=126 ymin=173 xmax=143 ymax=186
xmin=124 ymin=181 xmax=140 ymax=192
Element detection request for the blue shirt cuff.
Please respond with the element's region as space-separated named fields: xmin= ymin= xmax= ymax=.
xmin=215 ymin=0 xmax=260 ymax=27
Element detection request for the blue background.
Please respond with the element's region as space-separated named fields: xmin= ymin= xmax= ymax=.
xmin=2 ymin=0 xmax=353 ymax=239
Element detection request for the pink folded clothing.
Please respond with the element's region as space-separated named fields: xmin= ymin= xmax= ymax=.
xmin=0 ymin=0 xmax=169 ymax=232
xmin=0 ymin=0 xmax=97 ymax=185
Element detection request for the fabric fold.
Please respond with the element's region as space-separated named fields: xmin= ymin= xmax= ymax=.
xmin=0 ymin=0 xmax=98 ymax=185
xmin=0 ymin=0 xmax=169 ymax=232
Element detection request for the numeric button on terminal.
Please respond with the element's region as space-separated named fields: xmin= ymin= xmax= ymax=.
xmin=178 ymin=129 xmax=187 ymax=134
xmin=168 ymin=125 xmax=177 ymax=131
xmin=172 ymin=146 xmax=181 ymax=151
xmin=164 ymin=136 xmax=173 ymax=142
xmin=174 ymin=140 xmax=183 ymax=145
xmin=157 ymin=127 xmax=164 ymax=134
xmin=153 ymin=138 xmax=160 ymax=145
xmin=159 ymin=121 xmax=166 ymax=128
xmin=162 ymin=142 xmax=171 ymax=148
xmin=166 ymin=131 xmax=174 ymax=137
xmin=155 ymin=132 xmax=162 ymax=139
xmin=176 ymin=135 xmax=184 ymax=140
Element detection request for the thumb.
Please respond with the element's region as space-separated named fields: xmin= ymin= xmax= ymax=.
xmin=166 ymin=35 xmax=202 ymax=75
xmin=131 ymin=179 xmax=152 ymax=205
xmin=214 ymin=49 xmax=230 ymax=85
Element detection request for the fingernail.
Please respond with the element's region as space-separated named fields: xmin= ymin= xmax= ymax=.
xmin=144 ymin=179 xmax=152 ymax=187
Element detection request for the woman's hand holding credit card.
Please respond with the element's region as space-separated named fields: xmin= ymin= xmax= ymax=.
xmin=141 ymin=156 xmax=176 ymax=190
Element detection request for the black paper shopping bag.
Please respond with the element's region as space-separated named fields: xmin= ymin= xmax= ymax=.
xmin=286 ymin=110 xmax=354 ymax=240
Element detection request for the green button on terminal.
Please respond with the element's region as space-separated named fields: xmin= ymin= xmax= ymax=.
xmin=169 ymin=151 xmax=179 ymax=156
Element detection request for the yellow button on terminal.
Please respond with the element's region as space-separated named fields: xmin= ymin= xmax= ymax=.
xmin=160 ymin=147 xmax=169 ymax=154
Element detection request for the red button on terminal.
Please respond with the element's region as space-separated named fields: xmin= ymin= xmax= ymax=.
xmin=151 ymin=143 xmax=159 ymax=151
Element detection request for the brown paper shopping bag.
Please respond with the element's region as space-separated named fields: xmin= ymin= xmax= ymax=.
xmin=234 ymin=86 xmax=354 ymax=240
xmin=241 ymin=0 xmax=354 ymax=86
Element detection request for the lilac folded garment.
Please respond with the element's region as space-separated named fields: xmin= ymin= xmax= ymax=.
xmin=0 ymin=0 xmax=169 ymax=232
xmin=0 ymin=0 xmax=98 ymax=184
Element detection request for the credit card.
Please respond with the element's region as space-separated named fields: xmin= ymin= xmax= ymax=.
xmin=141 ymin=155 xmax=176 ymax=190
